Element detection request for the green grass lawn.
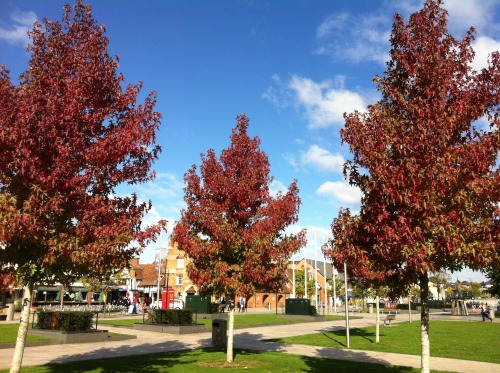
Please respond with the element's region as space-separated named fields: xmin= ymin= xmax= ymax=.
xmin=97 ymin=313 xmax=344 ymax=329
xmin=272 ymin=320 xmax=500 ymax=363
xmin=0 ymin=348 xmax=454 ymax=373
xmin=0 ymin=324 xmax=55 ymax=345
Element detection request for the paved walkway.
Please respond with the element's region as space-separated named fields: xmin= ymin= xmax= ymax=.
xmin=0 ymin=310 xmax=498 ymax=372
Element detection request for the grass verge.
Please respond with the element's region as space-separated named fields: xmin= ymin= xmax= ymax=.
xmin=97 ymin=313 xmax=344 ymax=329
xmin=271 ymin=320 xmax=500 ymax=363
xmin=0 ymin=348 xmax=454 ymax=373
xmin=0 ymin=324 xmax=55 ymax=344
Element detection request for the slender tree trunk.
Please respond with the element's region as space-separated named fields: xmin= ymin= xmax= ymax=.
xmin=10 ymin=283 xmax=32 ymax=373
xmin=409 ymin=293 xmax=413 ymax=323
xmin=226 ymin=307 xmax=235 ymax=362
xmin=375 ymin=294 xmax=380 ymax=343
xmin=420 ymin=273 xmax=430 ymax=373
xmin=60 ymin=284 xmax=64 ymax=308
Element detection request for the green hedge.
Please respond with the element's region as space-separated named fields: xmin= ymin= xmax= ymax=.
xmin=210 ymin=303 xmax=220 ymax=314
xmin=36 ymin=310 xmax=94 ymax=331
xmin=148 ymin=309 xmax=194 ymax=325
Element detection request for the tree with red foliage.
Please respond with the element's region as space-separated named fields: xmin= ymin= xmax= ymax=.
xmin=0 ymin=2 xmax=166 ymax=371
xmin=323 ymin=1 xmax=500 ymax=372
xmin=172 ymin=114 xmax=306 ymax=362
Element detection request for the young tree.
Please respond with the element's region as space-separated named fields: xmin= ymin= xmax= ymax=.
xmin=172 ymin=114 xmax=306 ymax=362
xmin=323 ymin=1 xmax=499 ymax=372
xmin=0 ymin=3 xmax=166 ymax=371
xmin=327 ymin=274 xmax=342 ymax=298
xmin=485 ymin=262 xmax=500 ymax=297
xmin=294 ymin=267 xmax=316 ymax=298
xmin=428 ymin=270 xmax=452 ymax=301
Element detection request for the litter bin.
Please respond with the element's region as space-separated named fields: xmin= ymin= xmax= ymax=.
xmin=489 ymin=308 xmax=495 ymax=321
xmin=212 ymin=318 xmax=227 ymax=349
xmin=368 ymin=304 xmax=373 ymax=314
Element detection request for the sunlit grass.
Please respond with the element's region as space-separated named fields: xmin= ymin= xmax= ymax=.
xmin=272 ymin=320 xmax=500 ymax=363
xmin=97 ymin=313 xmax=344 ymax=329
xmin=0 ymin=324 xmax=55 ymax=344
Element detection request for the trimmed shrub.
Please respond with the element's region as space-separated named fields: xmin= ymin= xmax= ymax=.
xmin=309 ymin=305 xmax=317 ymax=316
xmin=14 ymin=299 xmax=22 ymax=312
xmin=210 ymin=302 xmax=220 ymax=314
xmin=36 ymin=310 xmax=94 ymax=331
xmin=148 ymin=309 xmax=194 ymax=325
xmin=396 ymin=303 xmax=418 ymax=310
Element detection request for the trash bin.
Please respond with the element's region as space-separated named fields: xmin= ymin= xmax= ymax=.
xmin=489 ymin=308 xmax=495 ymax=321
xmin=368 ymin=304 xmax=373 ymax=314
xmin=212 ymin=318 xmax=227 ymax=349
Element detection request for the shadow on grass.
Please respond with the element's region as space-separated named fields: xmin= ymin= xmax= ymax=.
xmin=33 ymin=348 xmax=209 ymax=373
xmin=39 ymin=335 xmax=212 ymax=372
xmin=232 ymin=330 xmax=411 ymax=371
xmin=17 ymin=325 xmax=411 ymax=373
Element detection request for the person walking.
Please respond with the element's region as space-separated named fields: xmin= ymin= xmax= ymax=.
xmin=481 ymin=302 xmax=493 ymax=322
xmin=239 ymin=297 xmax=245 ymax=313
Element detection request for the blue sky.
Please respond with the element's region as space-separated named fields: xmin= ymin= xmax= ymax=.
xmin=1 ymin=0 xmax=499 ymax=283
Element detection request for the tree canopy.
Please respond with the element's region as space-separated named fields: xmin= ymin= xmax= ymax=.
xmin=0 ymin=2 xmax=166 ymax=370
xmin=172 ymin=114 xmax=306 ymax=299
xmin=324 ymin=0 xmax=499 ymax=297
xmin=0 ymin=1 xmax=165 ymax=287
xmin=323 ymin=1 xmax=500 ymax=371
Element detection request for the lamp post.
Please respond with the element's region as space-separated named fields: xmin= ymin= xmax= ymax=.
xmin=344 ymin=261 xmax=350 ymax=348
xmin=332 ymin=265 xmax=338 ymax=314
xmin=156 ymin=248 xmax=163 ymax=306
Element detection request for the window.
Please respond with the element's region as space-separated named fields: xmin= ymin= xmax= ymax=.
xmin=176 ymin=275 xmax=183 ymax=286
xmin=177 ymin=258 xmax=184 ymax=269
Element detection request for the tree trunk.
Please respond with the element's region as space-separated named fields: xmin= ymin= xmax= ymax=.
xmin=375 ymin=294 xmax=380 ymax=343
xmin=226 ymin=307 xmax=235 ymax=362
xmin=10 ymin=283 xmax=32 ymax=373
xmin=420 ymin=273 xmax=430 ymax=373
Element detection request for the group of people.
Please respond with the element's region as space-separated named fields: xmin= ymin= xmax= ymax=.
xmin=217 ymin=296 xmax=246 ymax=313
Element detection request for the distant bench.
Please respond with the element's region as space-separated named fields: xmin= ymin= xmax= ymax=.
xmin=383 ymin=314 xmax=396 ymax=326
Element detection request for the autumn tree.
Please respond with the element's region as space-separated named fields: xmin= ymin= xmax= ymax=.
xmin=0 ymin=2 xmax=165 ymax=371
xmin=172 ymin=114 xmax=306 ymax=362
xmin=323 ymin=1 xmax=499 ymax=372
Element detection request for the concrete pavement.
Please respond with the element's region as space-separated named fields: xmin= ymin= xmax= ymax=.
xmin=0 ymin=310 xmax=498 ymax=372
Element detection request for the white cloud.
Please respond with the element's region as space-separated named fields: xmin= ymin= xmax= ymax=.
xmin=316 ymin=180 xmax=362 ymax=208
xmin=301 ymin=145 xmax=344 ymax=173
xmin=316 ymin=12 xmax=349 ymax=39
xmin=263 ymin=74 xmax=369 ymax=129
xmin=471 ymin=36 xmax=500 ymax=71
xmin=261 ymin=74 xmax=291 ymax=110
xmin=283 ymin=152 xmax=299 ymax=170
xmin=136 ymin=172 xmax=184 ymax=201
xmin=314 ymin=12 xmax=391 ymax=65
xmin=445 ymin=0 xmax=498 ymax=35
xmin=269 ymin=179 xmax=287 ymax=197
xmin=0 ymin=10 xmax=36 ymax=46
xmin=288 ymin=75 xmax=366 ymax=129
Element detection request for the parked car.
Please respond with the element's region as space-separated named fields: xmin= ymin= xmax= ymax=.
xmin=170 ymin=299 xmax=184 ymax=309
